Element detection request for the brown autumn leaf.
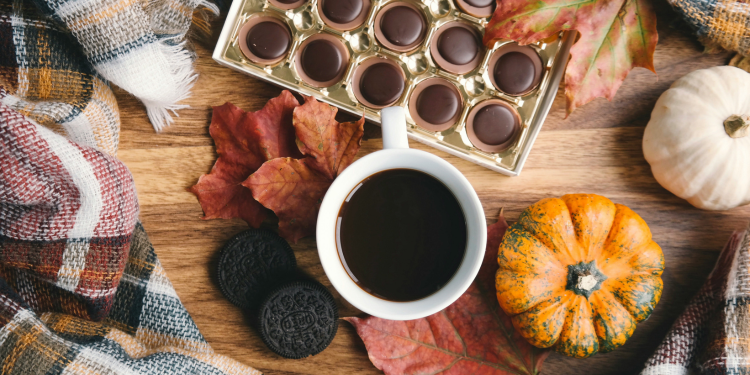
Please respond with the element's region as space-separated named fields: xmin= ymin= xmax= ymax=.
xmin=484 ymin=0 xmax=658 ymax=115
xmin=345 ymin=212 xmax=551 ymax=375
xmin=293 ymin=97 xmax=365 ymax=180
xmin=189 ymin=92 xmax=300 ymax=227
xmin=244 ymin=96 xmax=365 ymax=242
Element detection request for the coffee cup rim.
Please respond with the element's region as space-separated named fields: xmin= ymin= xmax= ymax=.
xmin=316 ymin=147 xmax=486 ymax=320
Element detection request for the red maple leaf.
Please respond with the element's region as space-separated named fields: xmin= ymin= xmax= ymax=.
xmin=244 ymin=96 xmax=364 ymax=242
xmin=345 ymin=213 xmax=551 ymax=375
xmin=189 ymin=91 xmax=301 ymax=227
xmin=190 ymin=92 xmax=364 ymax=242
xmin=484 ymin=0 xmax=658 ymax=115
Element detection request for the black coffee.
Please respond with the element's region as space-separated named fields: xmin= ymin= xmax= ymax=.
xmin=337 ymin=169 xmax=467 ymax=301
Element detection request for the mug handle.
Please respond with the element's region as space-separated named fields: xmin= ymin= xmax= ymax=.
xmin=381 ymin=106 xmax=409 ymax=149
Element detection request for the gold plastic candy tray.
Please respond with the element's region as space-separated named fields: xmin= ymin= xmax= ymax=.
xmin=213 ymin=0 xmax=573 ymax=176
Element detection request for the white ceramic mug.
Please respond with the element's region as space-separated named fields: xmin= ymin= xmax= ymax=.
xmin=316 ymin=106 xmax=487 ymax=320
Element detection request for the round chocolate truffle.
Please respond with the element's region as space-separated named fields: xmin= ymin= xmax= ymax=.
xmin=463 ymin=0 xmax=494 ymax=7
xmin=380 ymin=6 xmax=424 ymax=47
xmin=472 ymin=104 xmax=518 ymax=145
xmin=300 ymin=39 xmax=345 ymax=82
xmin=416 ymin=85 xmax=460 ymax=125
xmin=493 ymin=51 xmax=537 ymax=95
xmin=275 ymin=0 xmax=301 ymax=3
xmin=246 ymin=22 xmax=291 ymax=60
xmin=359 ymin=62 xmax=404 ymax=106
xmin=321 ymin=0 xmax=364 ymax=24
xmin=436 ymin=27 xmax=479 ymax=66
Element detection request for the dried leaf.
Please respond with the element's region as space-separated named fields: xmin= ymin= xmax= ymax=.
xmin=484 ymin=0 xmax=658 ymax=115
xmin=189 ymin=92 xmax=300 ymax=227
xmin=293 ymin=96 xmax=365 ymax=179
xmin=345 ymin=213 xmax=551 ymax=375
xmin=243 ymin=158 xmax=331 ymax=243
xmin=244 ymin=95 xmax=365 ymax=242
xmin=191 ymin=91 xmax=364 ymax=242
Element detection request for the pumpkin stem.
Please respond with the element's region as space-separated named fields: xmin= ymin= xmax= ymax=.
xmin=724 ymin=115 xmax=750 ymax=138
xmin=577 ymin=274 xmax=598 ymax=291
xmin=566 ymin=261 xmax=607 ymax=298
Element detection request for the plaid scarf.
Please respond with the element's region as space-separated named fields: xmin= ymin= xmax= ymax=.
xmin=0 ymin=82 xmax=257 ymax=374
xmin=641 ymin=226 xmax=750 ymax=374
xmin=669 ymin=0 xmax=750 ymax=57
xmin=0 ymin=0 xmax=121 ymax=154
xmin=0 ymin=0 xmax=216 ymax=133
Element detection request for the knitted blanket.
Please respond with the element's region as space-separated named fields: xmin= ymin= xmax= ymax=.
xmin=0 ymin=0 xmax=215 ymax=133
xmin=0 ymin=86 xmax=257 ymax=373
xmin=641 ymin=227 xmax=750 ymax=374
xmin=669 ymin=0 xmax=750 ymax=57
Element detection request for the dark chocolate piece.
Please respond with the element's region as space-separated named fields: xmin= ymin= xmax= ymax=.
xmin=493 ymin=51 xmax=538 ymax=95
xmin=301 ymin=39 xmax=345 ymax=82
xmin=217 ymin=229 xmax=297 ymax=310
xmin=359 ymin=62 xmax=404 ymax=106
xmin=436 ymin=27 xmax=479 ymax=66
xmin=380 ymin=6 xmax=424 ymax=46
xmin=321 ymin=0 xmax=363 ymax=24
xmin=246 ymin=22 xmax=291 ymax=60
xmin=338 ymin=169 xmax=467 ymax=302
xmin=472 ymin=104 xmax=518 ymax=145
xmin=258 ymin=281 xmax=338 ymax=359
xmin=463 ymin=0 xmax=494 ymax=8
xmin=416 ymin=84 xmax=460 ymax=124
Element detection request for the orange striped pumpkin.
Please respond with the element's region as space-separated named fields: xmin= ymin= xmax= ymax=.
xmin=496 ymin=194 xmax=664 ymax=358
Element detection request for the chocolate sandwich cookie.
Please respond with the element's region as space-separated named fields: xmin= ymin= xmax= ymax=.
xmin=258 ymin=281 xmax=338 ymax=359
xmin=217 ymin=229 xmax=297 ymax=310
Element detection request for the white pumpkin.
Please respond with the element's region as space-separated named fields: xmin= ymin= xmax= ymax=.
xmin=643 ymin=66 xmax=750 ymax=210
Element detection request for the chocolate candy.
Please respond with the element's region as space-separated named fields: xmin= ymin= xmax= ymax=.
xmin=455 ymin=0 xmax=495 ymax=18
xmin=466 ymin=99 xmax=520 ymax=153
xmin=417 ymin=84 xmax=460 ymax=125
xmin=238 ymin=17 xmax=292 ymax=65
xmin=464 ymin=0 xmax=494 ymax=7
xmin=380 ymin=6 xmax=424 ymax=46
xmin=216 ymin=229 xmax=297 ymax=310
xmin=489 ymin=43 xmax=543 ymax=96
xmin=408 ymin=78 xmax=463 ymax=131
xmin=473 ymin=105 xmax=517 ymax=145
xmin=321 ymin=0 xmax=364 ymax=24
xmin=301 ymin=39 xmax=345 ymax=83
xmin=360 ymin=62 xmax=405 ymax=106
xmin=430 ymin=22 xmax=483 ymax=75
xmin=494 ymin=52 xmax=535 ymax=95
xmin=246 ymin=22 xmax=291 ymax=60
xmin=268 ymin=0 xmax=307 ymax=10
xmin=437 ymin=27 xmax=479 ymax=66
xmin=258 ymin=281 xmax=338 ymax=359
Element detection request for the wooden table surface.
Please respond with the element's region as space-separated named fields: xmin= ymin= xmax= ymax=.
xmin=116 ymin=1 xmax=746 ymax=373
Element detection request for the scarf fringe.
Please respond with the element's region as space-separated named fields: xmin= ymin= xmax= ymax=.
xmin=141 ymin=40 xmax=198 ymax=131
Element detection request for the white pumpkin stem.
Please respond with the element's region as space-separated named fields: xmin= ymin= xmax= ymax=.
xmin=724 ymin=115 xmax=750 ymax=138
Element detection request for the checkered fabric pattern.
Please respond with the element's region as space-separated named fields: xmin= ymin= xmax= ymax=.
xmin=0 ymin=78 xmax=258 ymax=374
xmin=641 ymin=226 xmax=750 ymax=375
xmin=0 ymin=0 xmax=121 ymax=155
xmin=668 ymin=0 xmax=750 ymax=57
xmin=0 ymin=0 xmax=217 ymax=134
